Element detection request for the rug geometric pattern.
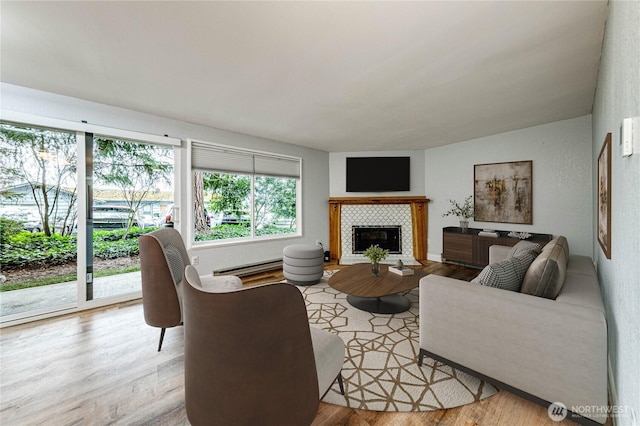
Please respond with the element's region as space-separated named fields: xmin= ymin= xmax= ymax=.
xmin=297 ymin=271 xmax=497 ymax=412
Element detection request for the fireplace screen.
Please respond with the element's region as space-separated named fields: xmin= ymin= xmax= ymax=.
xmin=352 ymin=225 xmax=401 ymax=254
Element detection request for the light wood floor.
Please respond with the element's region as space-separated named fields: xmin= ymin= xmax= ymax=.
xmin=0 ymin=261 xmax=607 ymax=425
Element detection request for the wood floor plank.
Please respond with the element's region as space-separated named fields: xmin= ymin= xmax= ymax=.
xmin=0 ymin=261 xmax=608 ymax=425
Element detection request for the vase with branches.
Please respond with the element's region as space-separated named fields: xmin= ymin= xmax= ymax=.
xmin=442 ymin=195 xmax=474 ymax=232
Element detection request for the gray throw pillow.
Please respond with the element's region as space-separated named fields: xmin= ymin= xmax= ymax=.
xmin=507 ymin=240 xmax=542 ymax=258
xmin=165 ymin=244 xmax=185 ymax=284
xmin=545 ymin=236 xmax=570 ymax=259
xmin=521 ymin=243 xmax=567 ymax=299
xmin=474 ymin=250 xmax=538 ymax=292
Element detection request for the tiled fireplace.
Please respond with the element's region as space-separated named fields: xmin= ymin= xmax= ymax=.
xmin=340 ymin=204 xmax=416 ymax=264
xmin=328 ymin=196 xmax=430 ymax=265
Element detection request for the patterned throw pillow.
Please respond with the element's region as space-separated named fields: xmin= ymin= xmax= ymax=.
xmin=474 ymin=250 xmax=538 ymax=292
xmin=164 ymin=244 xmax=185 ymax=284
xmin=507 ymin=240 xmax=542 ymax=258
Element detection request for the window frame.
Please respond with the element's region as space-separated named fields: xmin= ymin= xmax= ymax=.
xmin=187 ymin=139 xmax=302 ymax=248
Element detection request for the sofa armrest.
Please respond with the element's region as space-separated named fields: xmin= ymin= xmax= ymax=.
xmin=419 ymin=274 xmax=608 ymax=422
xmin=488 ymin=245 xmax=511 ymax=264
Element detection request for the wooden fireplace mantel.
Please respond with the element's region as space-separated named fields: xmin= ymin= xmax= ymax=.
xmin=328 ymin=196 xmax=430 ymax=262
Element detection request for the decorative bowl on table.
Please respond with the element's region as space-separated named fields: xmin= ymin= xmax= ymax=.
xmin=508 ymin=231 xmax=532 ymax=239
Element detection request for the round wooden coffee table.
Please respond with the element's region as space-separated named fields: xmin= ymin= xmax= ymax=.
xmin=328 ymin=263 xmax=427 ymax=314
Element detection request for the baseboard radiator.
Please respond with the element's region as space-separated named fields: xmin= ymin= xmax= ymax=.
xmin=213 ymin=258 xmax=283 ymax=277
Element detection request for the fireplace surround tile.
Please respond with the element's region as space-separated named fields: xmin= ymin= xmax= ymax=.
xmin=340 ymin=204 xmax=416 ymax=264
xmin=329 ymin=196 xmax=429 ymax=264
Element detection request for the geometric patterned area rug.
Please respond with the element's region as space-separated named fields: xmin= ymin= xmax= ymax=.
xmin=296 ymin=271 xmax=497 ymax=412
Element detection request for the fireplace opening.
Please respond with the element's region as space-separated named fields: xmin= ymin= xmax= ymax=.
xmin=352 ymin=226 xmax=401 ymax=254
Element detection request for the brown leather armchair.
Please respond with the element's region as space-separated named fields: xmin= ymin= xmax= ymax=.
xmin=183 ymin=265 xmax=345 ymax=425
xmin=139 ymin=228 xmax=241 ymax=351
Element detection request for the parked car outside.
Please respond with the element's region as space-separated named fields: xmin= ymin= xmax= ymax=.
xmin=22 ymin=213 xmax=44 ymax=232
xmin=93 ymin=205 xmax=144 ymax=229
xmin=24 ymin=217 xmax=76 ymax=234
xmin=158 ymin=204 xmax=211 ymax=228
xmin=134 ymin=213 xmax=156 ymax=229
xmin=140 ymin=213 xmax=157 ymax=228
xmin=0 ymin=208 xmax=37 ymax=230
xmin=220 ymin=211 xmax=250 ymax=226
xmin=157 ymin=204 xmax=175 ymax=227
xmin=0 ymin=208 xmax=76 ymax=233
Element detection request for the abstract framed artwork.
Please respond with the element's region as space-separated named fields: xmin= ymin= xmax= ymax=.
xmin=474 ymin=160 xmax=533 ymax=224
xmin=597 ymin=133 xmax=611 ymax=259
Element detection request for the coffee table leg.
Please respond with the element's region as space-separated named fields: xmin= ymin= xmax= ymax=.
xmin=346 ymin=294 xmax=411 ymax=314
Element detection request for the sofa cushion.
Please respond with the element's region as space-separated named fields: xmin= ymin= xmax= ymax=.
xmin=521 ymin=242 xmax=567 ymax=299
xmin=507 ymin=240 xmax=542 ymax=258
xmin=472 ymin=250 xmax=538 ymax=292
xmin=565 ymin=254 xmax=596 ymax=277
xmin=555 ymin=236 xmax=570 ymax=258
xmin=199 ymin=274 xmax=243 ymax=293
xmin=543 ymin=236 xmax=569 ymax=258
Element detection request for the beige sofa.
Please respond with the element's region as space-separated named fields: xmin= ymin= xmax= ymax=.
xmin=418 ymin=237 xmax=608 ymax=425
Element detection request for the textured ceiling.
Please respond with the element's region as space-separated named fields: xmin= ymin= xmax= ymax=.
xmin=0 ymin=1 xmax=607 ymax=152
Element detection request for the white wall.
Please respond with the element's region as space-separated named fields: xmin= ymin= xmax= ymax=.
xmin=425 ymin=115 xmax=593 ymax=259
xmin=592 ymin=1 xmax=640 ymax=423
xmin=1 ymin=83 xmax=330 ymax=272
xmin=329 ymin=150 xmax=425 ymax=197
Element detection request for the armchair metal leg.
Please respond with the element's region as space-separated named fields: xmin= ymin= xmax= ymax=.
xmin=417 ymin=348 xmax=426 ymax=366
xmin=337 ymin=373 xmax=345 ymax=395
xmin=158 ymin=328 xmax=166 ymax=352
xmin=321 ymin=373 xmax=346 ymax=399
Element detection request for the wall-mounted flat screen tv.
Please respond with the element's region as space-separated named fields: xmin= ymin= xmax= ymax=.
xmin=346 ymin=157 xmax=410 ymax=192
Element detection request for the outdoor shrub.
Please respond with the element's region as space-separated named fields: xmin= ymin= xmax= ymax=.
xmin=6 ymin=232 xmax=45 ymax=250
xmin=93 ymin=226 xmax=153 ymax=242
xmin=0 ymin=218 xmax=24 ymax=241
xmin=195 ymin=225 xmax=250 ymax=241
xmin=1 ymin=247 xmax=49 ymax=268
xmin=93 ymin=238 xmax=139 ymax=259
xmin=1 ymin=232 xmax=77 ymax=268
xmin=1 ymin=227 xmax=143 ymax=268
xmin=255 ymin=224 xmax=296 ymax=237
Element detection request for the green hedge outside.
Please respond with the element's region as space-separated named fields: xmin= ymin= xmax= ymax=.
xmin=0 ymin=218 xmax=152 ymax=269
xmin=194 ymin=224 xmax=295 ymax=241
xmin=1 ymin=218 xmax=297 ymax=269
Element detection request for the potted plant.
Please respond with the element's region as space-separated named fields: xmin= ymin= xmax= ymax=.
xmin=442 ymin=195 xmax=474 ymax=232
xmin=363 ymin=244 xmax=389 ymax=276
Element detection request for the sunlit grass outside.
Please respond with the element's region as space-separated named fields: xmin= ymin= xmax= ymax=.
xmin=0 ymin=265 xmax=141 ymax=292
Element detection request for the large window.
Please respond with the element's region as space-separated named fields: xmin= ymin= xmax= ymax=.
xmin=190 ymin=141 xmax=300 ymax=243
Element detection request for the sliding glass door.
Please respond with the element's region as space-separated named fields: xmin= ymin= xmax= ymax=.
xmin=0 ymin=124 xmax=79 ymax=318
xmin=90 ymin=136 xmax=173 ymax=300
xmin=1 ymin=118 xmax=177 ymax=324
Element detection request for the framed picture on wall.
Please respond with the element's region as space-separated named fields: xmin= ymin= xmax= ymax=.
xmin=597 ymin=133 xmax=611 ymax=259
xmin=474 ymin=160 xmax=533 ymax=224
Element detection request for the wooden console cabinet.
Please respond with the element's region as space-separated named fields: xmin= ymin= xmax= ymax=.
xmin=442 ymin=227 xmax=552 ymax=268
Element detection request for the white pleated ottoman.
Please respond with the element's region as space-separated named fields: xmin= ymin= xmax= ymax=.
xmin=283 ymin=244 xmax=324 ymax=286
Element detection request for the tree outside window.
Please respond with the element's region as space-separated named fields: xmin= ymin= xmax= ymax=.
xmin=93 ymin=138 xmax=173 ymax=238
xmin=254 ymin=176 xmax=296 ymax=236
xmin=193 ymin=172 xmax=297 ymax=242
xmin=0 ymin=124 xmax=77 ymax=237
